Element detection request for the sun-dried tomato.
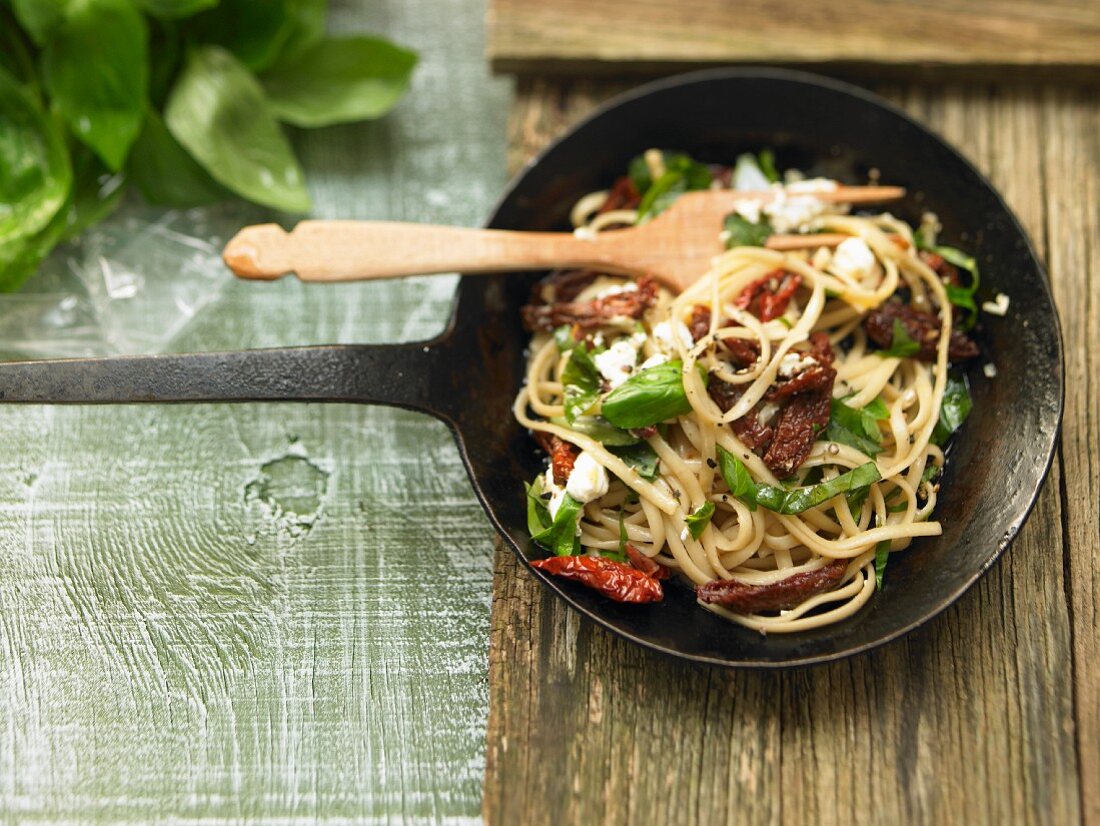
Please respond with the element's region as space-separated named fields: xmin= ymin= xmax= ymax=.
xmin=530 ymin=555 xmax=664 ymax=603
xmin=689 ymin=304 xmax=712 ymax=342
xmin=625 ymin=543 xmax=670 ymax=580
xmin=598 ymin=176 xmax=642 ymax=214
xmin=918 ymin=250 xmax=961 ymax=287
xmin=763 ymin=387 xmax=832 ymax=478
xmin=696 ymin=559 xmax=848 ymax=613
xmin=529 ymin=269 xmax=599 ymax=306
xmin=690 ymin=304 xmax=761 ymax=369
xmin=864 ymin=301 xmax=979 ymax=362
xmin=765 ymin=336 xmax=837 ymax=401
xmin=708 ymin=381 xmax=774 ymax=453
xmin=521 ymin=276 xmax=659 ymax=332
xmin=533 ymin=430 xmax=579 ymax=486
xmin=736 ymin=271 xmax=802 ymax=321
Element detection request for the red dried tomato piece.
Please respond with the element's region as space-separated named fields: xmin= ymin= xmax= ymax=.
xmin=736 ymin=271 xmax=802 ymax=321
xmin=864 ymin=301 xmax=979 ymax=362
xmin=696 ymin=559 xmax=848 ymax=613
xmin=598 ymin=175 xmax=642 ymax=214
xmin=533 ymin=431 xmax=579 ymax=486
xmin=521 ymin=276 xmax=659 ymax=332
xmin=530 ymin=555 xmax=664 ymax=603
xmin=625 ymin=543 xmax=670 ymax=580
xmin=762 ymin=385 xmax=832 ymax=478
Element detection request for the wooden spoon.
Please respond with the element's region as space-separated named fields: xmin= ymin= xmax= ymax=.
xmin=223 ymin=185 xmax=904 ymax=294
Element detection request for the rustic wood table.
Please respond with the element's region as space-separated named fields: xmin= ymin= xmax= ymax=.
xmin=1 ymin=1 xmax=1096 ymax=824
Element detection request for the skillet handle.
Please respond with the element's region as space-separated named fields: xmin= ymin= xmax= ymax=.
xmin=0 ymin=340 xmax=457 ymax=420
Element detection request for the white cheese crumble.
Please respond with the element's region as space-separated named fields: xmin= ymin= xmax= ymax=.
xmin=983 ymin=363 xmax=998 ymax=378
xmin=732 ymin=154 xmax=771 ymax=191
xmin=731 ymin=198 xmax=763 ymax=224
xmin=981 ymin=293 xmax=1010 ymax=316
xmin=593 ymin=339 xmax=640 ymax=389
xmin=828 ymin=237 xmax=876 ymax=282
xmin=652 ymin=320 xmax=694 ymax=352
xmin=566 ymin=451 xmax=610 ymax=503
xmin=679 ymin=527 xmax=691 ymax=543
xmin=763 ymin=190 xmax=835 ymax=234
xmin=638 ymin=353 xmax=669 ymax=371
xmin=593 ymin=281 xmax=638 ymax=300
xmin=777 ymin=352 xmax=818 ymax=378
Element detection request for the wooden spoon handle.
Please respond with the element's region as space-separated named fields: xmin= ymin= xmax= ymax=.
xmin=223 ymin=220 xmax=625 ymax=282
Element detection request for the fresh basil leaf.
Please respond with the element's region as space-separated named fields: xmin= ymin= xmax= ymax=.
xmin=609 ymin=441 xmax=659 ymax=480
xmin=41 ymin=0 xmax=148 ymax=172
xmin=931 ymin=373 xmax=972 ymax=446
xmin=825 ymin=397 xmax=886 ymax=457
xmin=165 ymin=46 xmax=311 ymax=213
xmin=262 ymin=35 xmax=417 ymax=128
xmin=136 ymin=0 xmax=217 ymax=18
xmin=183 ymin=0 xmax=296 ymax=72
xmin=61 ymin=145 xmax=125 ymax=242
xmin=11 ymin=0 xmax=68 ymax=44
xmin=531 ymin=492 xmax=583 ymax=556
xmin=627 ymin=153 xmax=652 ymax=194
xmin=524 ymin=477 xmax=551 ymax=536
xmin=876 ymin=318 xmax=921 ymax=358
xmin=0 ymin=66 xmax=71 ymax=249
xmin=685 ymin=501 xmax=715 ymax=539
xmin=753 ymin=461 xmax=881 ymax=515
xmin=716 ymin=445 xmax=757 ymax=510
xmin=874 ymin=539 xmax=890 ymax=590
xmin=757 ymin=149 xmax=779 ymax=183
xmin=846 ymin=485 xmax=870 ymax=520
xmin=915 ymin=231 xmax=981 ymax=329
xmin=127 ymin=108 xmax=228 ymax=207
xmin=0 ymin=8 xmax=37 ymax=86
xmin=723 ymin=213 xmax=773 ymax=249
xmin=602 ymin=360 xmax=705 ymax=429
xmin=561 ymin=343 xmax=601 ymax=424
xmin=635 ymin=152 xmax=711 ymax=221
xmin=551 ymin=415 xmax=639 ymax=446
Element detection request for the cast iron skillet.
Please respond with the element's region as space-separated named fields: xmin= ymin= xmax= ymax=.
xmin=0 ymin=69 xmax=1063 ymax=668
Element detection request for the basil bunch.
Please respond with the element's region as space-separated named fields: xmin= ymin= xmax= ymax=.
xmin=0 ymin=0 xmax=416 ymax=291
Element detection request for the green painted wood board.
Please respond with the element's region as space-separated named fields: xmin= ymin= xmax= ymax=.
xmin=0 ymin=0 xmax=511 ymax=821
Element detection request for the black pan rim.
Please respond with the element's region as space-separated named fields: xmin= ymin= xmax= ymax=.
xmin=462 ymin=66 xmax=1065 ymax=669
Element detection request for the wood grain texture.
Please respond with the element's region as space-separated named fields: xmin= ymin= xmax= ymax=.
xmin=488 ymin=0 xmax=1100 ymax=79
xmin=484 ymin=79 xmax=1092 ymax=826
xmin=0 ymin=0 xmax=510 ymax=822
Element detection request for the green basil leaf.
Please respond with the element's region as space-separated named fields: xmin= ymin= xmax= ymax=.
xmin=846 ymin=485 xmax=870 ymax=520
xmin=165 ymin=46 xmax=311 ymax=212
xmin=561 ymin=343 xmax=601 ymax=424
xmin=551 ymin=415 xmax=639 ymax=446
xmin=183 ymin=0 xmax=296 ymax=72
xmin=716 ymin=446 xmax=757 ymax=510
xmin=524 ymin=477 xmax=551 ymax=536
xmin=685 ymin=501 xmax=715 ymax=539
xmin=0 ymin=66 xmax=71 ymax=249
xmin=0 ymin=8 xmax=37 ymax=86
xmin=757 ymin=149 xmax=779 ymax=183
xmin=876 ymin=318 xmax=921 ymax=358
xmin=753 ymin=461 xmax=882 ymax=515
xmin=723 ymin=213 xmax=774 ymax=249
xmin=602 ymin=360 xmax=704 ymax=429
xmin=41 ymin=0 xmax=148 ymax=172
xmin=609 ymin=441 xmax=659 ymax=480
xmin=127 ymin=108 xmax=228 ymax=207
xmin=874 ymin=539 xmax=890 ymax=590
xmin=531 ymin=492 xmax=583 ymax=557
xmin=11 ymin=0 xmax=69 ymax=44
xmin=262 ymin=35 xmax=417 ymax=128
xmin=136 ymin=0 xmax=217 ymax=18
xmin=635 ymin=152 xmax=711 ymax=221
xmin=825 ymin=397 xmax=886 ymax=457
xmin=915 ymin=231 xmax=981 ymax=329
xmin=931 ymin=373 xmax=972 ymax=446
xmin=627 ymin=153 xmax=652 ymax=194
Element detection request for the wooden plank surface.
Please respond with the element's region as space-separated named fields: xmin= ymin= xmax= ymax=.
xmin=487 ymin=0 xmax=1100 ymax=80
xmin=0 ymin=0 xmax=510 ymax=821
xmin=484 ymin=78 xmax=1095 ymax=826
